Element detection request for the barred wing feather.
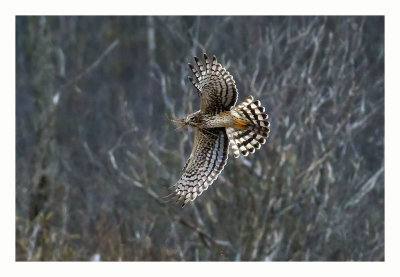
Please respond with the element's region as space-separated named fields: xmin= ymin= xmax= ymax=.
xmin=174 ymin=128 xmax=229 ymax=206
xmin=188 ymin=54 xmax=238 ymax=115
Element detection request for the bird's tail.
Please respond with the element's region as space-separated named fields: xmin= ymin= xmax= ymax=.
xmin=227 ymin=96 xmax=270 ymax=158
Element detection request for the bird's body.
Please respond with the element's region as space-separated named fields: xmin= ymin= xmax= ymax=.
xmin=183 ymin=110 xmax=241 ymax=129
xmin=171 ymin=54 xmax=270 ymax=206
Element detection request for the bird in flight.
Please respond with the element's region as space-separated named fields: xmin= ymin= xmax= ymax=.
xmin=171 ymin=54 xmax=270 ymax=206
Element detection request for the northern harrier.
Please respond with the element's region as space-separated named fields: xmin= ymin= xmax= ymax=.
xmin=171 ymin=54 xmax=270 ymax=206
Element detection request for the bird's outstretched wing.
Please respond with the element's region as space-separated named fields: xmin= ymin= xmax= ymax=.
xmin=173 ymin=128 xmax=229 ymax=206
xmin=188 ymin=54 xmax=238 ymax=115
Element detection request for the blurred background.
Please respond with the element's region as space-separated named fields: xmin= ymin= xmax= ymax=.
xmin=16 ymin=16 xmax=384 ymax=261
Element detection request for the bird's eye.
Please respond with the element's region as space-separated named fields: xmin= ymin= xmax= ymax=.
xmin=190 ymin=117 xmax=195 ymax=122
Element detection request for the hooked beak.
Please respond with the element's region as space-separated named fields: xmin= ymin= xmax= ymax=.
xmin=170 ymin=118 xmax=186 ymax=128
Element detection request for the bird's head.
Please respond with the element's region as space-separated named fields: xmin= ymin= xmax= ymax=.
xmin=184 ymin=113 xmax=200 ymax=126
xmin=170 ymin=111 xmax=201 ymax=128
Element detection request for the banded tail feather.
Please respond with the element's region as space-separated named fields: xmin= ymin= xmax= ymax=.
xmin=227 ymin=96 xmax=270 ymax=158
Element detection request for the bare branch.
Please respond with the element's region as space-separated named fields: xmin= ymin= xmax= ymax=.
xmin=58 ymin=39 xmax=120 ymax=92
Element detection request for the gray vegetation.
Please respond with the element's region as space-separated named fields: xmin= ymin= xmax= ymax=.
xmin=16 ymin=16 xmax=384 ymax=261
